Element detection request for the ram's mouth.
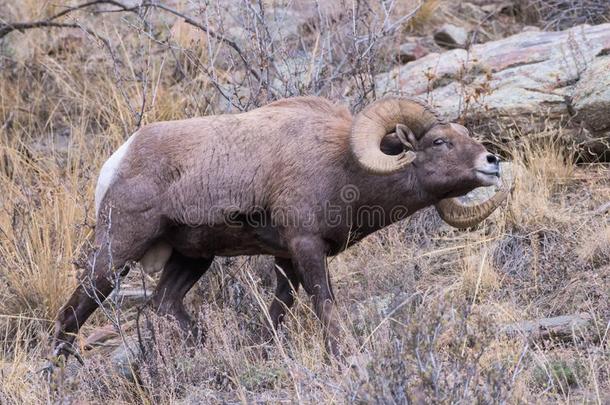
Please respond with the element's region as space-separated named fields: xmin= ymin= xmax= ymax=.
xmin=476 ymin=169 xmax=500 ymax=177
xmin=475 ymin=169 xmax=501 ymax=187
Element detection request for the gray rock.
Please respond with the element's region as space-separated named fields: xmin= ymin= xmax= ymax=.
xmin=397 ymin=41 xmax=429 ymax=64
xmin=522 ymin=25 xmax=541 ymax=32
xmin=272 ymin=54 xmax=310 ymax=93
xmin=502 ymin=313 xmax=593 ymax=342
xmin=376 ymin=23 xmax=610 ymax=158
xmin=459 ymin=2 xmax=487 ymax=21
xmin=434 ymin=24 xmax=469 ymax=49
xmin=376 ymin=49 xmax=469 ymax=97
xmin=109 ymin=287 xmax=154 ymax=307
xmin=111 ymin=337 xmax=142 ymax=382
xmin=83 ymin=325 xmax=119 ymax=350
xmin=572 ymin=55 xmax=610 ymax=132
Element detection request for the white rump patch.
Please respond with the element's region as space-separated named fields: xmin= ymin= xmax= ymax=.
xmin=140 ymin=242 xmax=173 ymax=274
xmin=95 ymin=135 xmax=136 ymax=215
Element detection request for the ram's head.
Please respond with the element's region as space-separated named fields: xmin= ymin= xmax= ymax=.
xmin=350 ymin=97 xmax=510 ymax=228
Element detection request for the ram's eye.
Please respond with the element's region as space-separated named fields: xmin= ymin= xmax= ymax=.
xmin=433 ymin=138 xmax=445 ymax=146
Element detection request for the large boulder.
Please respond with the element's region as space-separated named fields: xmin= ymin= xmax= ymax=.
xmin=376 ymin=23 xmax=610 ymax=158
xmin=434 ymin=23 xmax=469 ymax=49
xmin=572 ymin=55 xmax=610 ymax=132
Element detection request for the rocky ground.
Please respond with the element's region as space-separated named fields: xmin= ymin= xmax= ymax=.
xmin=0 ymin=0 xmax=609 ymax=403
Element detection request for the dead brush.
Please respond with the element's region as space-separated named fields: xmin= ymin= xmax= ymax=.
xmin=459 ymin=247 xmax=499 ymax=305
xmin=404 ymin=0 xmax=441 ymax=33
xmin=516 ymin=0 xmax=610 ymax=30
xmin=504 ymin=128 xmax=576 ymax=229
xmin=350 ymin=297 xmax=517 ymax=403
xmin=577 ymin=224 xmax=610 ymax=267
xmin=0 ymin=138 xmax=90 ymax=331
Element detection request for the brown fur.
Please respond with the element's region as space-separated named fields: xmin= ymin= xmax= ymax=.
xmin=52 ymin=96 xmax=500 ymax=359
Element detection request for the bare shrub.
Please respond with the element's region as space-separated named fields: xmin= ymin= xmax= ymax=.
xmin=349 ymin=300 xmax=514 ymax=403
xmin=517 ymin=0 xmax=610 ymax=30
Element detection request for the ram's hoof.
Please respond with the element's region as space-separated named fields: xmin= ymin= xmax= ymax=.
xmin=39 ymin=359 xmax=58 ymax=381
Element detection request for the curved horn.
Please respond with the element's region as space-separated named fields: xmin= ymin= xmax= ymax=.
xmin=435 ymin=184 xmax=511 ymax=229
xmin=350 ymin=97 xmax=441 ymax=174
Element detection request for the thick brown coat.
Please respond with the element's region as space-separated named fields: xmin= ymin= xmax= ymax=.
xmin=51 ymin=96 xmax=507 ymax=360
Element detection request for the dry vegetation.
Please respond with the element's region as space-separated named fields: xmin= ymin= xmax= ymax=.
xmin=0 ymin=0 xmax=609 ymax=403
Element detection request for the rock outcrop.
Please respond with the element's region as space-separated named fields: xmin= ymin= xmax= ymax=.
xmin=376 ymin=23 xmax=610 ymax=159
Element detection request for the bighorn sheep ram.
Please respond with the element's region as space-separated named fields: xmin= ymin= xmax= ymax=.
xmin=51 ymin=96 xmax=509 ymax=360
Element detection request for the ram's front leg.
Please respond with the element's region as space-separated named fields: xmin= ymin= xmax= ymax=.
xmin=288 ymin=235 xmax=341 ymax=358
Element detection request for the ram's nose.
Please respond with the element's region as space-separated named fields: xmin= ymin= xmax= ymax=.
xmin=486 ymin=153 xmax=500 ymax=166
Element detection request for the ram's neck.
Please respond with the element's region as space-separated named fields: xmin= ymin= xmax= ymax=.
xmin=347 ymin=167 xmax=436 ymax=237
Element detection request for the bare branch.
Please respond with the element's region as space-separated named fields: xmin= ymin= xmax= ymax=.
xmin=148 ymin=2 xmax=261 ymax=82
xmin=0 ymin=0 xmax=261 ymax=82
xmin=0 ymin=0 xmax=132 ymax=39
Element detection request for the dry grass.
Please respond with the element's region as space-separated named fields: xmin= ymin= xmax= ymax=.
xmin=404 ymin=0 xmax=442 ymax=33
xmin=1 ymin=1 xmax=609 ymax=403
xmin=517 ymin=0 xmax=610 ymax=30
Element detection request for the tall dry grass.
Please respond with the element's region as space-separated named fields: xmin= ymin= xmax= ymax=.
xmin=0 ymin=0 xmax=609 ymax=403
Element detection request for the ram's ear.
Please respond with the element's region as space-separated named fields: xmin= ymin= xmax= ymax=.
xmin=395 ymin=124 xmax=417 ymax=151
xmin=380 ymin=133 xmax=404 ymax=155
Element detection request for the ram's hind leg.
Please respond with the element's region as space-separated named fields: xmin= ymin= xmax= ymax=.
xmin=52 ymin=246 xmax=120 ymax=361
xmin=51 ymin=213 xmax=159 ymax=361
xmin=150 ymin=252 xmax=213 ymax=331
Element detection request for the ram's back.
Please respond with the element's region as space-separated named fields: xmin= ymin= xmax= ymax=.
xmin=107 ymin=97 xmax=352 ymax=226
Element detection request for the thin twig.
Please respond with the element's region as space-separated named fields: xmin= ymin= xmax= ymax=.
xmin=0 ymin=0 xmax=132 ymax=38
xmin=0 ymin=0 xmax=260 ymax=82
